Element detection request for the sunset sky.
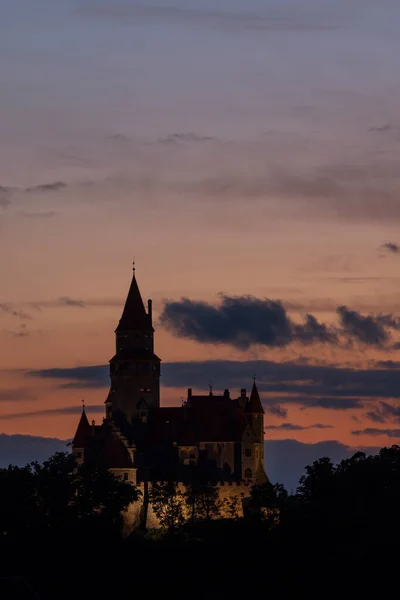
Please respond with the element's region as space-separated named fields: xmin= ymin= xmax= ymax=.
xmin=2 ymin=0 xmax=400 ymax=464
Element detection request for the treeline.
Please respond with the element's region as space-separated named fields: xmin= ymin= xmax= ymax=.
xmin=2 ymin=446 xmax=400 ymax=598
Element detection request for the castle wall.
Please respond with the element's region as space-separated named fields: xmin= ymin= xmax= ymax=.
xmin=122 ymin=480 xmax=254 ymax=534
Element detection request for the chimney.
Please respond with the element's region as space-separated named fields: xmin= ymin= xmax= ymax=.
xmin=91 ymin=420 xmax=95 ymax=436
xmin=224 ymin=389 xmax=230 ymax=399
xmin=147 ymin=299 xmax=152 ymax=325
xmin=239 ymin=388 xmax=247 ymax=408
xmin=188 ymin=388 xmax=192 ymax=400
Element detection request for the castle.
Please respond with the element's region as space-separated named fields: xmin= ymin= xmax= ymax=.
xmin=72 ymin=265 xmax=268 ymax=526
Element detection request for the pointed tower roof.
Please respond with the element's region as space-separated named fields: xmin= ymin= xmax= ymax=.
xmin=246 ymin=381 xmax=264 ymax=414
xmin=116 ymin=263 xmax=152 ymax=331
xmin=72 ymin=405 xmax=91 ymax=447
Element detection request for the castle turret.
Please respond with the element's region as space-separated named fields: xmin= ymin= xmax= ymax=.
xmin=107 ymin=263 xmax=161 ymax=423
xmin=72 ymin=404 xmax=90 ymax=464
xmin=245 ymin=381 xmax=267 ymax=483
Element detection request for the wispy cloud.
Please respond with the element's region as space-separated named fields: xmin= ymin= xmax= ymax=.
xmin=25 ymin=358 xmax=400 ymax=410
xmin=0 ymin=303 xmax=32 ymax=321
xmin=0 ymin=404 xmax=104 ymax=420
xmin=0 ymin=388 xmax=36 ymax=402
xmin=25 ymin=181 xmax=67 ymax=193
xmin=352 ymin=428 xmax=400 ymax=438
xmin=265 ymin=423 xmax=333 ymax=431
xmin=380 ymin=242 xmax=400 ymax=254
xmin=265 ymin=405 xmax=288 ymax=418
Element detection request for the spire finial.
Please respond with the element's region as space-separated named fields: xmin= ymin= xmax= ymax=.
xmin=253 ymin=374 xmax=256 ymax=383
xmin=132 ymin=256 xmax=135 ymax=273
xmin=81 ymin=398 xmax=85 ymax=412
xmin=209 ymin=384 xmax=213 ymax=396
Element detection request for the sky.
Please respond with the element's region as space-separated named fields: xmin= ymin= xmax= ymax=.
xmin=2 ymin=0 xmax=400 ymax=479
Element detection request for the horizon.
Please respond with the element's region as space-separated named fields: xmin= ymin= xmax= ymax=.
xmin=2 ymin=0 xmax=400 ymax=483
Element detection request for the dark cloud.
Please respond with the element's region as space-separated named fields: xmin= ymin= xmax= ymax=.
xmin=374 ymin=360 xmax=400 ymax=369
xmin=265 ymin=423 xmax=333 ymax=431
xmin=365 ymin=401 xmax=400 ymax=424
xmin=380 ymin=241 xmax=400 ymax=254
xmin=161 ymin=295 xmax=400 ymax=349
xmin=78 ymin=5 xmax=339 ymax=33
xmin=27 ymin=359 xmax=400 ymax=412
xmin=352 ymin=428 xmax=400 ymax=439
xmin=25 ymin=181 xmax=66 ymax=193
xmin=265 ymin=405 xmax=288 ymax=418
xmin=0 ymin=404 xmax=104 ymax=420
xmin=337 ymin=305 xmax=400 ymax=346
xmin=270 ymin=396 xmax=364 ymax=411
xmin=26 ymin=365 xmax=109 ymax=388
xmin=160 ymin=295 xmax=336 ymax=350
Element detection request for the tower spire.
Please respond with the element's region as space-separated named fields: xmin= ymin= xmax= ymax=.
xmin=116 ymin=262 xmax=152 ymax=331
xmin=246 ymin=380 xmax=264 ymax=414
xmin=72 ymin=402 xmax=91 ymax=446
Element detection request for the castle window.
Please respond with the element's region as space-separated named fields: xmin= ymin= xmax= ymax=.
xmin=76 ymin=451 xmax=82 ymax=459
xmin=244 ymin=468 xmax=252 ymax=479
xmin=124 ymin=472 xmax=129 ymax=481
xmin=245 ymin=448 xmax=252 ymax=457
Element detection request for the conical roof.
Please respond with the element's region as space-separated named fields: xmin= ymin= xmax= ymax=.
xmin=246 ymin=381 xmax=264 ymax=414
xmin=72 ymin=406 xmax=91 ymax=447
xmin=116 ymin=266 xmax=152 ymax=331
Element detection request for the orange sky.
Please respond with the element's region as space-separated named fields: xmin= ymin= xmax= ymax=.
xmin=2 ymin=0 xmax=400 ymax=452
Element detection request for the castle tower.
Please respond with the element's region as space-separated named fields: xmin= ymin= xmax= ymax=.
xmin=105 ymin=264 xmax=161 ymax=424
xmin=245 ymin=380 xmax=267 ymax=483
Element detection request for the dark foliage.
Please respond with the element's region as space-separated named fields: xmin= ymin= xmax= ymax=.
xmin=2 ymin=448 xmax=400 ymax=598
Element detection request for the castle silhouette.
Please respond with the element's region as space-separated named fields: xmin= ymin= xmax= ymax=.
xmin=72 ymin=264 xmax=267 ymax=491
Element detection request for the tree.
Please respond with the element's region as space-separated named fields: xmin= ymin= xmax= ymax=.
xmin=184 ymin=481 xmax=222 ymax=522
xmin=0 ymin=452 xmax=140 ymax=537
xmin=73 ymin=462 xmax=140 ymax=528
xmin=250 ymin=482 xmax=288 ymax=526
xmin=0 ymin=465 xmax=37 ymax=536
xmin=149 ymin=481 xmax=185 ymax=533
xmin=222 ymin=494 xmax=242 ymax=520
